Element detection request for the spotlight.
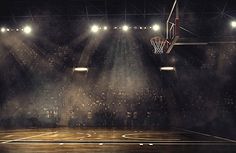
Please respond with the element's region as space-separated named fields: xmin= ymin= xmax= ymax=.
xmin=91 ymin=25 xmax=99 ymax=33
xmin=122 ymin=25 xmax=129 ymax=32
xmin=160 ymin=67 xmax=175 ymax=71
xmin=1 ymin=27 xmax=6 ymax=33
xmin=73 ymin=67 xmax=89 ymax=72
xmin=103 ymin=26 xmax=108 ymax=30
xmin=231 ymin=21 xmax=236 ymax=28
xmin=7 ymin=28 xmax=10 ymax=32
xmin=23 ymin=26 xmax=32 ymax=34
xmin=152 ymin=24 xmax=160 ymax=31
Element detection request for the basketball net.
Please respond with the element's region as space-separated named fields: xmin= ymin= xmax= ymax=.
xmin=150 ymin=36 xmax=169 ymax=54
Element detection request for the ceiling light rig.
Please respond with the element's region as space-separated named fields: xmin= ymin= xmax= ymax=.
xmin=90 ymin=25 xmax=109 ymax=33
xmin=23 ymin=26 xmax=32 ymax=34
xmin=73 ymin=67 xmax=89 ymax=72
xmin=1 ymin=27 xmax=6 ymax=33
xmin=103 ymin=26 xmax=108 ymax=30
xmin=122 ymin=25 xmax=129 ymax=32
xmin=0 ymin=25 xmax=33 ymax=35
xmin=231 ymin=21 xmax=236 ymax=28
xmin=160 ymin=67 xmax=176 ymax=71
xmin=91 ymin=25 xmax=100 ymax=33
xmin=89 ymin=23 xmax=161 ymax=33
xmin=152 ymin=24 xmax=161 ymax=31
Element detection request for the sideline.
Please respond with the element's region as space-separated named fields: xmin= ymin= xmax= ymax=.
xmin=1 ymin=131 xmax=57 ymax=144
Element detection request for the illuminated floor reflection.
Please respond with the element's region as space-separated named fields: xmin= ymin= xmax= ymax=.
xmin=0 ymin=128 xmax=235 ymax=153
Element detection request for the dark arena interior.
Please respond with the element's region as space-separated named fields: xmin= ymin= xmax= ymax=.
xmin=0 ymin=0 xmax=236 ymax=152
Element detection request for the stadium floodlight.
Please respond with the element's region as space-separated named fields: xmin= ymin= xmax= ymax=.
xmin=91 ymin=25 xmax=99 ymax=33
xmin=1 ymin=27 xmax=6 ymax=33
xmin=103 ymin=26 xmax=108 ymax=30
xmin=23 ymin=26 xmax=32 ymax=34
xmin=231 ymin=21 xmax=236 ymax=28
xmin=122 ymin=25 xmax=129 ymax=32
xmin=73 ymin=67 xmax=89 ymax=72
xmin=152 ymin=24 xmax=160 ymax=31
xmin=160 ymin=67 xmax=175 ymax=71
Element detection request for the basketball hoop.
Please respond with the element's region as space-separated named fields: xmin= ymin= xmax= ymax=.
xmin=150 ymin=36 xmax=168 ymax=54
xmin=149 ymin=0 xmax=179 ymax=54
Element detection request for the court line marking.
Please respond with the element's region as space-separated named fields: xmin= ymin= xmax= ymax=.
xmin=3 ymin=135 xmax=14 ymax=138
xmin=1 ymin=131 xmax=57 ymax=144
xmin=0 ymin=132 xmax=91 ymax=143
xmin=4 ymin=141 xmax=236 ymax=146
xmin=179 ymin=128 xmax=236 ymax=143
xmin=0 ymin=140 xmax=229 ymax=143
xmin=122 ymin=133 xmax=180 ymax=141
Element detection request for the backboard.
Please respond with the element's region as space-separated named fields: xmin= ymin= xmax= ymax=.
xmin=166 ymin=0 xmax=180 ymax=53
xmin=150 ymin=0 xmax=180 ymax=54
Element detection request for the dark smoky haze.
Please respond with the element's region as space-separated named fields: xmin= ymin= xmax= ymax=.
xmin=0 ymin=0 xmax=236 ymax=140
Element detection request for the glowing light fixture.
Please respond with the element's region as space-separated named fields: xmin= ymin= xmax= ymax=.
xmin=122 ymin=25 xmax=129 ymax=32
xmin=23 ymin=26 xmax=32 ymax=34
xmin=103 ymin=26 xmax=108 ymax=30
xmin=231 ymin=21 xmax=236 ymax=28
xmin=1 ymin=27 xmax=6 ymax=33
xmin=152 ymin=24 xmax=160 ymax=31
xmin=73 ymin=67 xmax=89 ymax=72
xmin=91 ymin=25 xmax=99 ymax=33
xmin=160 ymin=67 xmax=175 ymax=71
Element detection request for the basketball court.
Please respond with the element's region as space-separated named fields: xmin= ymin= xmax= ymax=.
xmin=0 ymin=128 xmax=235 ymax=153
xmin=0 ymin=0 xmax=236 ymax=152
